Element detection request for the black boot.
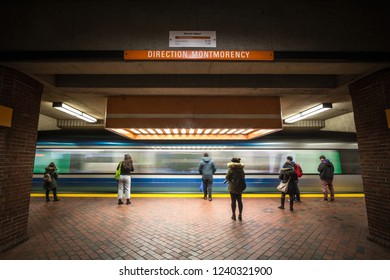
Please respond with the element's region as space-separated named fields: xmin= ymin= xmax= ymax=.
xmin=238 ymin=213 xmax=242 ymax=221
xmin=118 ymin=199 xmax=123 ymax=205
xmin=278 ymin=197 xmax=285 ymax=209
xmin=126 ymin=199 xmax=131 ymax=205
xmin=290 ymin=199 xmax=294 ymax=211
xmin=53 ymin=189 xmax=59 ymax=201
xmin=231 ymin=213 xmax=236 ymax=220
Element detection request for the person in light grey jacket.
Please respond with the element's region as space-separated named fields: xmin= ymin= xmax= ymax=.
xmin=198 ymin=153 xmax=217 ymax=201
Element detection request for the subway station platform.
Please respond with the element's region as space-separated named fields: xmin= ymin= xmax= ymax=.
xmin=1 ymin=195 xmax=389 ymax=260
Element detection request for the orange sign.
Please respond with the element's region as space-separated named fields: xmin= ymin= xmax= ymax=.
xmin=386 ymin=109 xmax=390 ymax=128
xmin=124 ymin=50 xmax=274 ymax=61
xmin=0 ymin=104 xmax=13 ymax=127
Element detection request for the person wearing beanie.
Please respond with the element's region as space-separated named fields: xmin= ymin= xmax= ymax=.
xmin=318 ymin=155 xmax=335 ymax=201
xmin=116 ymin=154 xmax=134 ymax=205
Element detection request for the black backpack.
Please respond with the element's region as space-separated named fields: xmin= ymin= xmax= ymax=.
xmin=233 ymin=171 xmax=246 ymax=191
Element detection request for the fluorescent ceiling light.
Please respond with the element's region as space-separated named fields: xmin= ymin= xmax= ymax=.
xmin=53 ymin=102 xmax=97 ymax=123
xmin=284 ymin=103 xmax=332 ymax=123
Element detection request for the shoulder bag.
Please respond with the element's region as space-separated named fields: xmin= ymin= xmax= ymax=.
xmin=114 ymin=161 xmax=123 ymax=181
xmin=276 ymin=178 xmax=290 ymax=193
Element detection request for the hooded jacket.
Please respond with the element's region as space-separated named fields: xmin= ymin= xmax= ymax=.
xmin=226 ymin=162 xmax=245 ymax=194
xmin=43 ymin=166 xmax=58 ymax=189
xmin=318 ymin=159 xmax=334 ymax=180
xmin=198 ymin=157 xmax=217 ymax=178
xmin=278 ymin=164 xmax=297 ymax=195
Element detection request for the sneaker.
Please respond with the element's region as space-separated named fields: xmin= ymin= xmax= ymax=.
xmin=238 ymin=214 xmax=242 ymax=221
xmin=118 ymin=200 xmax=124 ymax=205
xmin=54 ymin=197 xmax=60 ymax=202
xmin=330 ymin=198 xmax=335 ymax=202
xmin=203 ymin=196 xmax=207 ymax=200
xmin=231 ymin=214 xmax=236 ymax=220
xmin=46 ymin=198 xmax=50 ymax=202
xmin=208 ymin=198 xmax=212 ymax=201
xmin=126 ymin=199 xmax=131 ymax=205
xmin=324 ymin=198 xmax=328 ymax=201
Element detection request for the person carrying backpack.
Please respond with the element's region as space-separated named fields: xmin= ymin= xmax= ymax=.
xmin=287 ymin=156 xmax=302 ymax=202
xmin=318 ymin=155 xmax=335 ymax=202
xmin=225 ymin=157 xmax=246 ymax=221
xmin=43 ymin=162 xmax=60 ymax=202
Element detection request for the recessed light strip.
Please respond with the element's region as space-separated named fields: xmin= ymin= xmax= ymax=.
xmin=111 ymin=128 xmax=279 ymax=139
xmin=53 ymin=102 xmax=97 ymax=123
xmin=284 ymin=103 xmax=332 ymax=124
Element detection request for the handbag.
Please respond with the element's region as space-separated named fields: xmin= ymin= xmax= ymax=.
xmin=114 ymin=161 xmax=122 ymax=180
xmin=199 ymin=181 xmax=204 ymax=192
xmin=43 ymin=173 xmax=52 ymax=183
xmin=276 ymin=178 xmax=290 ymax=193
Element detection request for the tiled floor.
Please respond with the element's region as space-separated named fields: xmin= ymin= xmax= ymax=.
xmin=1 ymin=196 xmax=389 ymax=260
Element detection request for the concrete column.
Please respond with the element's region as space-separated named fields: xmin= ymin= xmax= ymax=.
xmin=0 ymin=66 xmax=43 ymax=253
xmin=349 ymin=69 xmax=390 ymax=247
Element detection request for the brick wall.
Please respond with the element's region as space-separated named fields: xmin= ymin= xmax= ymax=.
xmin=0 ymin=66 xmax=43 ymax=253
xmin=349 ymin=68 xmax=390 ymax=247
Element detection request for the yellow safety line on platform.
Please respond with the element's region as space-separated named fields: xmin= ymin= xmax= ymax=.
xmin=30 ymin=193 xmax=365 ymax=198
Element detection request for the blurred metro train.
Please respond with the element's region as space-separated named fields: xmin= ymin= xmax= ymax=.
xmin=32 ymin=130 xmax=363 ymax=194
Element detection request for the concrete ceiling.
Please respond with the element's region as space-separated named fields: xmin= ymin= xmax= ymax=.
xmin=1 ymin=1 xmax=389 ymax=135
xmin=3 ymin=59 xmax=389 ymax=133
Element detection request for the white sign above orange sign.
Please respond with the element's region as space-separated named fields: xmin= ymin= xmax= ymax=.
xmin=169 ymin=31 xmax=216 ymax=48
xmin=124 ymin=50 xmax=274 ymax=61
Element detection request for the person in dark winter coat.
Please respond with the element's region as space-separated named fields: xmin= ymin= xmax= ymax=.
xmin=225 ymin=157 xmax=245 ymax=220
xmin=287 ymin=156 xmax=301 ymax=202
xmin=43 ymin=162 xmax=60 ymax=202
xmin=278 ymin=162 xmax=298 ymax=211
xmin=198 ymin=153 xmax=217 ymax=201
xmin=116 ymin=154 xmax=134 ymax=205
xmin=318 ymin=155 xmax=335 ymax=201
